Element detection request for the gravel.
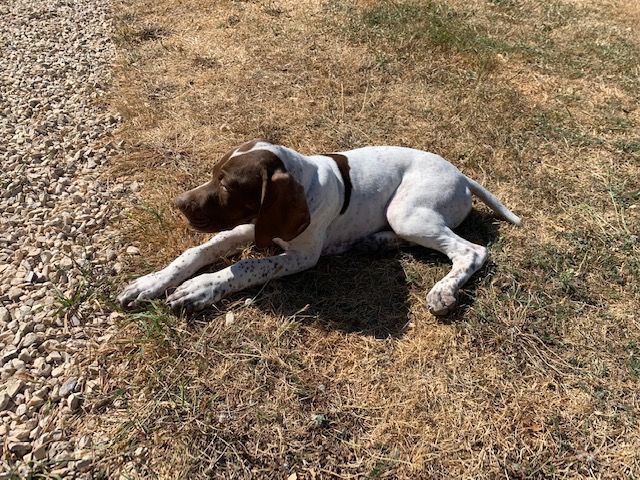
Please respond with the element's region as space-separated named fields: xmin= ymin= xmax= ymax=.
xmin=0 ymin=0 xmax=131 ymax=476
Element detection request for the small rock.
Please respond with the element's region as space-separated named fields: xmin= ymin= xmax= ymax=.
xmin=59 ymin=376 xmax=78 ymax=397
xmin=42 ymin=346 xmax=62 ymax=362
xmin=9 ymin=426 xmax=31 ymax=442
xmin=125 ymin=246 xmax=140 ymax=255
xmin=225 ymin=311 xmax=235 ymax=326
xmin=59 ymin=257 xmax=74 ymax=268
xmin=33 ymin=386 xmax=50 ymax=398
xmin=38 ymin=364 xmax=52 ymax=378
xmin=76 ymin=457 xmax=92 ymax=472
xmin=18 ymin=349 xmax=32 ymax=363
xmin=32 ymin=444 xmax=48 ymax=461
xmin=28 ymin=395 xmax=45 ymax=408
xmin=12 ymin=359 xmax=26 ymax=370
xmin=9 ymin=442 xmax=32 ymax=457
xmin=68 ymin=393 xmax=82 ymax=411
xmin=77 ymin=435 xmax=92 ymax=449
xmin=50 ymin=468 xmax=69 ymax=478
xmin=2 ymin=347 xmax=19 ymax=364
xmin=7 ymin=287 xmax=24 ymax=301
xmin=49 ymin=440 xmax=70 ymax=457
xmin=0 ymin=393 xmax=11 ymax=411
xmin=7 ymin=379 xmax=25 ymax=398
xmin=33 ymin=357 xmax=46 ymax=369
xmin=22 ymin=332 xmax=41 ymax=348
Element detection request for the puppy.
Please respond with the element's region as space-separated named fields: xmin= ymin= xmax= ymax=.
xmin=118 ymin=140 xmax=521 ymax=314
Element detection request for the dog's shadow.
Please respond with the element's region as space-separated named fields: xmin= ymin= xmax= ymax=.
xmin=242 ymin=209 xmax=503 ymax=338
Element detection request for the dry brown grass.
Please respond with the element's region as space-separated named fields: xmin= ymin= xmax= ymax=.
xmin=77 ymin=0 xmax=639 ymax=477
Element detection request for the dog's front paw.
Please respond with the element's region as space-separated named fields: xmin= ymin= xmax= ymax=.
xmin=426 ymin=285 xmax=458 ymax=316
xmin=166 ymin=274 xmax=226 ymax=312
xmin=117 ymin=270 xmax=177 ymax=308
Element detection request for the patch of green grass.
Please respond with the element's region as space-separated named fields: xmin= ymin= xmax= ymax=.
xmin=626 ymin=342 xmax=640 ymax=379
xmin=488 ymin=0 xmax=515 ymax=7
xmin=130 ymin=201 xmax=167 ymax=227
xmin=54 ymin=281 xmax=95 ymax=319
xmin=491 ymin=0 xmax=576 ymax=28
xmin=540 ymin=0 xmax=577 ymax=30
xmin=558 ymin=268 xmax=578 ymax=296
xmin=616 ymin=140 xmax=640 ymax=155
xmin=129 ymin=301 xmax=179 ymax=347
xmin=367 ymin=461 xmax=391 ymax=480
xmin=582 ymin=33 xmax=640 ymax=77
xmin=608 ymin=180 xmax=640 ymax=211
xmin=549 ymin=34 xmax=637 ymax=92
xmin=483 ymin=0 xmax=639 ymax=92
xmin=365 ymin=446 xmax=400 ymax=480
xmin=53 ymin=260 xmax=118 ymax=320
xmin=346 ymin=0 xmax=504 ymax=67
xmin=601 ymin=114 xmax=631 ymax=134
xmin=532 ymin=111 xmax=604 ymax=148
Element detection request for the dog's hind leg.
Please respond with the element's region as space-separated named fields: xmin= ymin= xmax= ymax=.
xmin=387 ymin=207 xmax=487 ymax=315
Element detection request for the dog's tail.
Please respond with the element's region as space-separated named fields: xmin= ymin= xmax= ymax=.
xmin=466 ymin=177 xmax=522 ymax=226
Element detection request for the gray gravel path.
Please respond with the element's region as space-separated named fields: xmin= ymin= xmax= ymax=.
xmin=1 ymin=0 xmax=132 ymax=476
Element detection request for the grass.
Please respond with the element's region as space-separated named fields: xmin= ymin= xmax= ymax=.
xmin=348 ymin=0 xmax=505 ymax=65
xmin=53 ymin=260 xmax=119 ymax=324
xmin=74 ymin=0 xmax=640 ymax=477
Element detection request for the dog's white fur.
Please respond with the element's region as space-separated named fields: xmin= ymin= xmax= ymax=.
xmin=118 ymin=142 xmax=521 ymax=315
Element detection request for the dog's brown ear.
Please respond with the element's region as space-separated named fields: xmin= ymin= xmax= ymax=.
xmin=255 ymin=170 xmax=310 ymax=249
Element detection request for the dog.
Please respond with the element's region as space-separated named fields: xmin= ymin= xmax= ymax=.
xmin=117 ymin=140 xmax=521 ymax=315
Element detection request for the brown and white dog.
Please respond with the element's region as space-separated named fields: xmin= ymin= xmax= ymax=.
xmin=118 ymin=140 xmax=521 ymax=315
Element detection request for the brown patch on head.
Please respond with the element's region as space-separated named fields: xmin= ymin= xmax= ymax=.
xmin=174 ymin=155 xmax=262 ymax=232
xmin=324 ymin=153 xmax=352 ymax=214
xmin=175 ymin=147 xmax=309 ymax=247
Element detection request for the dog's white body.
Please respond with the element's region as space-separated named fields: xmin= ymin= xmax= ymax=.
xmin=118 ymin=142 xmax=520 ymax=315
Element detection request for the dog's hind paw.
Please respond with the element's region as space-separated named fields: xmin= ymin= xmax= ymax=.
xmin=427 ymin=287 xmax=458 ymax=316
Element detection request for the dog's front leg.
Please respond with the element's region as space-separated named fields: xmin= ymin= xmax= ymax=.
xmin=117 ymin=224 xmax=255 ymax=308
xmin=166 ymin=249 xmax=320 ymax=312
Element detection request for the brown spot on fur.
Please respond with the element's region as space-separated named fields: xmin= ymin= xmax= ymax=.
xmin=324 ymin=153 xmax=352 ymax=214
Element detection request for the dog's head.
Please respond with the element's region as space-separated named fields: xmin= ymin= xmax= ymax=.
xmin=174 ymin=142 xmax=310 ymax=248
